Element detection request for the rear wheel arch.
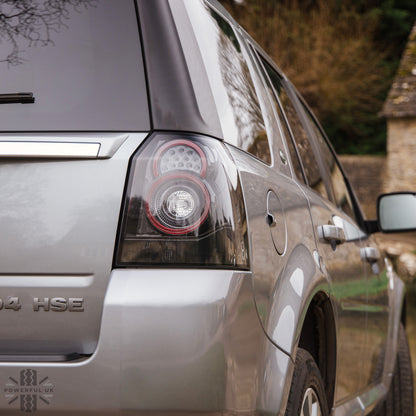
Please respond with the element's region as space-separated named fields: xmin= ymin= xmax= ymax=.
xmin=297 ymin=292 xmax=336 ymax=411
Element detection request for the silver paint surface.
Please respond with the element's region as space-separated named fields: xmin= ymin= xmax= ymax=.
xmin=0 ymin=269 xmax=291 ymax=415
xmin=0 ymin=133 xmax=148 ymax=356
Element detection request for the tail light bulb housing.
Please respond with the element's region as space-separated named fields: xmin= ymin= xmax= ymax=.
xmin=153 ymin=139 xmax=207 ymax=177
xmin=116 ymin=133 xmax=249 ymax=269
xmin=145 ymin=173 xmax=210 ymax=235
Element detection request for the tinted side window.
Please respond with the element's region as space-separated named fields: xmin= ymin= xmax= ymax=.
xmin=274 ymin=83 xmax=327 ymax=199
xmin=259 ymin=58 xmax=305 ymax=182
xmin=184 ymin=1 xmax=271 ymax=163
xmin=303 ymin=104 xmax=356 ymax=220
xmin=0 ymin=0 xmax=149 ymax=131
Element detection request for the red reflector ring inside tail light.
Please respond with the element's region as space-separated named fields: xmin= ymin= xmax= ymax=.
xmin=145 ymin=173 xmax=211 ymax=235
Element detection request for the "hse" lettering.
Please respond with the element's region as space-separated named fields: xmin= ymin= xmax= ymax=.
xmin=33 ymin=297 xmax=84 ymax=312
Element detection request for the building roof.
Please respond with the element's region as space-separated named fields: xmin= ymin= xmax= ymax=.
xmin=382 ymin=22 xmax=416 ymax=118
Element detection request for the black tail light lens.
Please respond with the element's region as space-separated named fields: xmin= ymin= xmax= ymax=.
xmin=115 ymin=133 xmax=249 ymax=269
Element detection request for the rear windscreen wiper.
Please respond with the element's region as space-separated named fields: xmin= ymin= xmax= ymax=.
xmin=0 ymin=92 xmax=35 ymax=104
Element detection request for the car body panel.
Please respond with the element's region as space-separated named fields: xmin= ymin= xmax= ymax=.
xmin=226 ymin=146 xmax=322 ymax=354
xmin=0 ymin=269 xmax=292 ymax=415
xmin=360 ymin=234 xmax=390 ymax=390
xmin=304 ymin=189 xmax=368 ymax=401
xmin=0 ymin=133 xmax=148 ymax=356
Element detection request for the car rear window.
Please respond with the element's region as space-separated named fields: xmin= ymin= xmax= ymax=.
xmin=0 ymin=0 xmax=149 ymax=132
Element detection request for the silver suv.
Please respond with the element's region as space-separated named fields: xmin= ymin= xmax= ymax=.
xmin=0 ymin=1 xmax=414 ymax=415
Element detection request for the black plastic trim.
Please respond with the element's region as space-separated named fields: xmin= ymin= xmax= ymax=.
xmin=134 ymin=0 xmax=154 ymax=130
xmin=0 ymin=353 xmax=89 ymax=363
xmin=136 ymin=0 xmax=222 ymax=137
xmin=364 ymin=220 xmax=380 ymax=234
xmin=0 ymin=93 xmax=35 ymax=104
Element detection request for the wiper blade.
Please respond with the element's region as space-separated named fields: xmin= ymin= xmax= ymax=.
xmin=0 ymin=92 xmax=35 ymax=104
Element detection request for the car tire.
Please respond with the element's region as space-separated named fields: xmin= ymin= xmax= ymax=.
xmin=371 ymin=323 xmax=414 ymax=416
xmin=285 ymin=348 xmax=329 ymax=416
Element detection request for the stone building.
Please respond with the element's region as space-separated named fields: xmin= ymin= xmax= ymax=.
xmin=339 ymin=22 xmax=416 ymax=218
xmin=381 ymin=22 xmax=416 ymax=192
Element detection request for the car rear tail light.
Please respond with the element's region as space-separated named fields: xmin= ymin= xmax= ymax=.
xmin=115 ymin=133 xmax=249 ymax=268
xmin=145 ymin=172 xmax=210 ymax=235
xmin=153 ymin=139 xmax=207 ymax=177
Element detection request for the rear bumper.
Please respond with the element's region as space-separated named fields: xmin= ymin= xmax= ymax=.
xmin=0 ymin=269 xmax=291 ymax=415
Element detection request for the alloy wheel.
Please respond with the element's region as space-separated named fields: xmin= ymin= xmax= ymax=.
xmin=301 ymin=387 xmax=322 ymax=416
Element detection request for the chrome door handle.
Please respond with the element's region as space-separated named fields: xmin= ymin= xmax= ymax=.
xmin=318 ymin=225 xmax=346 ymax=245
xmin=361 ymin=247 xmax=380 ymax=263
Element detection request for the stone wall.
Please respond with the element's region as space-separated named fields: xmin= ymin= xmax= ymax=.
xmin=343 ymin=119 xmax=416 ymax=200
xmin=338 ymin=155 xmax=386 ymax=219
xmin=385 ymin=118 xmax=416 ymax=193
